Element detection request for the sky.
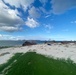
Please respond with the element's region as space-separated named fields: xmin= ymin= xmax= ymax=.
xmin=0 ymin=0 xmax=76 ymax=40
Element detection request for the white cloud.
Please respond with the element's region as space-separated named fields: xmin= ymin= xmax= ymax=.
xmin=0 ymin=34 xmax=3 ymax=38
xmin=40 ymin=7 xmax=51 ymax=14
xmin=44 ymin=24 xmax=53 ymax=33
xmin=9 ymin=36 xmax=25 ymax=40
xmin=71 ymin=21 xmax=76 ymax=24
xmin=39 ymin=0 xmax=47 ymax=3
xmin=28 ymin=6 xmax=40 ymax=18
xmin=0 ymin=34 xmax=46 ymax=40
xmin=0 ymin=26 xmax=22 ymax=32
xmin=0 ymin=34 xmax=26 ymax=40
xmin=0 ymin=34 xmax=13 ymax=40
xmin=39 ymin=0 xmax=47 ymax=5
xmin=45 ymin=15 xmax=51 ymax=18
xmin=0 ymin=0 xmax=41 ymax=32
xmin=45 ymin=24 xmax=53 ymax=30
xmin=0 ymin=0 xmax=24 ymax=32
xmin=51 ymin=0 xmax=76 ymax=14
xmin=4 ymin=0 xmax=34 ymax=11
xmin=25 ymin=17 xmax=39 ymax=28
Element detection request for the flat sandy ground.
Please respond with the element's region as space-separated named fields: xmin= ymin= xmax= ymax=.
xmin=0 ymin=43 xmax=76 ymax=64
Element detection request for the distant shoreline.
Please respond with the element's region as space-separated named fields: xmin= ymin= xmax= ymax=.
xmin=0 ymin=40 xmax=76 ymax=47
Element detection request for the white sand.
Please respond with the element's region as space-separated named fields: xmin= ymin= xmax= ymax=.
xmin=0 ymin=43 xmax=76 ymax=64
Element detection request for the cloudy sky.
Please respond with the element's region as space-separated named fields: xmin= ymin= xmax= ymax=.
xmin=0 ymin=0 xmax=76 ymax=40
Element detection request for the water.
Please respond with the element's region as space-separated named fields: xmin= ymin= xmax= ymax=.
xmin=0 ymin=40 xmax=62 ymax=47
xmin=0 ymin=40 xmax=24 ymax=47
xmin=0 ymin=40 xmax=45 ymax=47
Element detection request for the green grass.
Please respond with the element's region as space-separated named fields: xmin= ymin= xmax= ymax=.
xmin=1 ymin=52 xmax=76 ymax=75
xmin=0 ymin=46 xmax=13 ymax=49
xmin=0 ymin=53 xmax=23 ymax=74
